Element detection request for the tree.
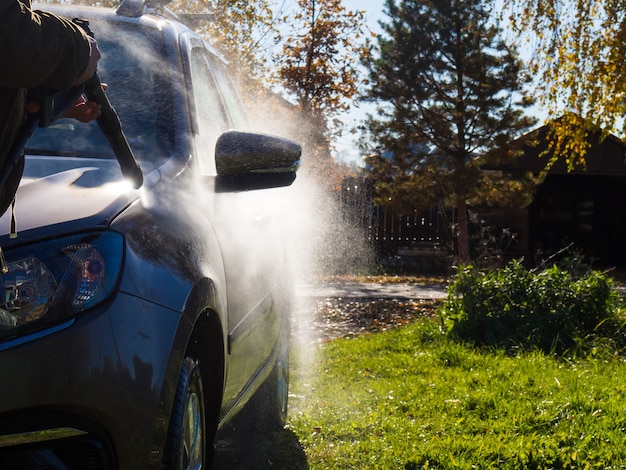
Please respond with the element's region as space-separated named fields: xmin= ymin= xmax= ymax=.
xmin=273 ymin=0 xmax=369 ymax=191
xmin=500 ymin=0 xmax=626 ymax=170
xmin=165 ymin=1 xmax=307 ymax=152
xmin=362 ymin=0 xmax=537 ymax=263
xmin=168 ymin=0 xmax=278 ymax=96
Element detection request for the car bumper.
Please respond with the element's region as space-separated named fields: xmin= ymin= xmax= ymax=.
xmin=0 ymin=291 xmax=184 ymax=469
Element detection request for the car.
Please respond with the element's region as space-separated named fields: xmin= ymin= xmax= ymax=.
xmin=0 ymin=1 xmax=301 ymax=469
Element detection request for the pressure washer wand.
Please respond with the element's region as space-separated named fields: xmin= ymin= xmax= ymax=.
xmin=1 ymin=21 xmax=144 ymax=193
xmin=82 ymin=72 xmax=143 ymax=188
xmin=74 ymin=18 xmax=143 ymax=188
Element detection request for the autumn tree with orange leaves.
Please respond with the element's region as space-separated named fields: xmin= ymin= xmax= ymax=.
xmin=168 ymin=0 xmax=277 ymax=99
xmin=273 ymin=0 xmax=369 ymax=191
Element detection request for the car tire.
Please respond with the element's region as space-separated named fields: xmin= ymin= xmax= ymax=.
xmin=163 ymin=357 xmax=206 ymax=470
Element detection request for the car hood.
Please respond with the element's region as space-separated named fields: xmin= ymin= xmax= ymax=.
xmin=0 ymin=163 xmax=139 ymax=239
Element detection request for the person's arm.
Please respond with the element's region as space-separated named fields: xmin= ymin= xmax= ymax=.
xmin=0 ymin=1 xmax=92 ymax=91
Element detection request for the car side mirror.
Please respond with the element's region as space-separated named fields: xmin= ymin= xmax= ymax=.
xmin=215 ymin=130 xmax=301 ymax=192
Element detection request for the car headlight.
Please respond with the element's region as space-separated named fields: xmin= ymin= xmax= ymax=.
xmin=0 ymin=232 xmax=123 ymax=341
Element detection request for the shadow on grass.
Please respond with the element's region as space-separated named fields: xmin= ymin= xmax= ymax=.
xmin=212 ymin=423 xmax=309 ymax=469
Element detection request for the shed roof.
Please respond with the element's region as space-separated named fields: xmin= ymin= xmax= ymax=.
xmin=496 ymin=123 xmax=626 ymax=175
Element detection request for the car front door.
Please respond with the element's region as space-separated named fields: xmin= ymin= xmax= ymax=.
xmin=186 ymin=39 xmax=281 ymax=412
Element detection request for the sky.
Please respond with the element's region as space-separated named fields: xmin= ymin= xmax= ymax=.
xmin=343 ymin=0 xmax=386 ymax=30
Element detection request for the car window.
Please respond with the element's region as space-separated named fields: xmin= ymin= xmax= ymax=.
xmin=26 ymin=21 xmax=174 ymax=170
xmin=189 ymin=48 xmax=230 ymax=175
xmin=210 ymin=60 xmax=249 ymax=130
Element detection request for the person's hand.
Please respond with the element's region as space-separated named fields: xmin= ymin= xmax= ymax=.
xmin=74 ymin=36 xmax=101 ymax=85
xmin=62 ymin=84 xmax=107 ymax=123
xmin=62 ymin=95 xmax=101 ymax=123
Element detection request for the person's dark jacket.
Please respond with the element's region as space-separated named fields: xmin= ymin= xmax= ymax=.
xmin=0 ymin=0 xmax=91 ymax=215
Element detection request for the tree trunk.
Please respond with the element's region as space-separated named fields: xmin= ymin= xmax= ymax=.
xmin=456 ymin=199 xmax=470 ymax=264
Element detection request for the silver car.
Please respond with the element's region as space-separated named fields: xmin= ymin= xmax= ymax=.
xmin=0 ymin=2 xmax=300 ymax=468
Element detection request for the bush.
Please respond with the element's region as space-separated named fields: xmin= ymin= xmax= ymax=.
xmin=438 ymin=259 xmax=624 ymax=355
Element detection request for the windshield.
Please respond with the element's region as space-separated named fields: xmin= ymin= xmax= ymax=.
xmin=26 ymin=20 xmax=174 ymax=169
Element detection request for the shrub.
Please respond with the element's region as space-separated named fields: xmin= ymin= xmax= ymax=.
xmin=438 ymin=259 xmax=624 ymax=355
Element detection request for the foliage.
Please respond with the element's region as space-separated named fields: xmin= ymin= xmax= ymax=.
xmin=467 ymin=210 xmax=518 ymax=270
xmin=290 ymin=318 xmax=626 ymax=469
xmin=168 ymin=0 xmax=277 ymax=95
xmin=500 ymin=0 xmax=626 ymax=169
xmin=274 ymin=0 xmax=370 ymax=191
xmin=439 ymin=259 xmax=624 ymax=355
xmin=275 ymin=0 xmax=367 ymax=119
xmin=362 ymin=0 xmax=537 ymax=262
xmin=166 ymin=0 xmax=303 ymax=159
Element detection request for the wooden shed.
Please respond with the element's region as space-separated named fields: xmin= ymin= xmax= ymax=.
xmin=486 ymin=126 xmax=626 ymax=267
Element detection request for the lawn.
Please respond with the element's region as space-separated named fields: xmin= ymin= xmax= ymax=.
xmin=288 ymin=318 xmax=626 ymax=469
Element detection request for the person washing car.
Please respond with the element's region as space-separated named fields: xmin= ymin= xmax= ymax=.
xmin=0 ymin=0 xmax=102 ymax=216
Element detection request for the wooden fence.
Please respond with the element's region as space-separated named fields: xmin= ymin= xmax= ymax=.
xmin=338 ymin=177 xmax=452 ymax=258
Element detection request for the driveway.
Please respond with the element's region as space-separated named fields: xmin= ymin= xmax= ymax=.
xmin=292 ymin=280 xmax=448 ymax=344
xmin=296 ymin=280 xmax=448 ymax=300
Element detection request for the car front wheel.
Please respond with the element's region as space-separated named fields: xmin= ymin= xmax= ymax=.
xmin=163 ymin=357 xmax=206 ymax=470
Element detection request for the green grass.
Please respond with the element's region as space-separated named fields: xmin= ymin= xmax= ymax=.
xmin=288 ymin=319 xmax=626 ymax=469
